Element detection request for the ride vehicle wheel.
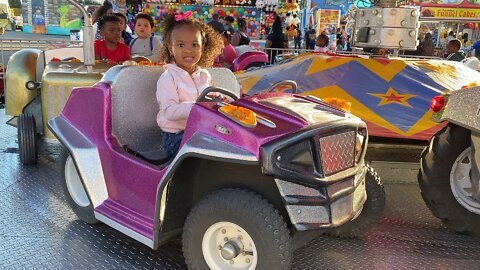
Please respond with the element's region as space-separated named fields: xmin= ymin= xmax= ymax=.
xmin=326 ymin=165 xmax=385 ymax=238
xmin=418 ymin=124 xmax=480 ymax=234
xmin=182 ymin=188 xmax=292 ymax=270
xmin=17 ymin=113 xmax=38 ymax=165
xmin=60 ymin=149 xmax=99 ymax=224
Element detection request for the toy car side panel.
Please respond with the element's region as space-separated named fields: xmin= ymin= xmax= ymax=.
xmin=5 ymin=49 xmax=41 ymax=116
xmin=55 ymin=82 xmax=162 ymax=246
xmin=41 ymin=62 xmax=112 ymax=139
xmin=48 ymin=115 xmax=108 ymax=208
xmin=439 ymin=87 xmax=480 ymax=133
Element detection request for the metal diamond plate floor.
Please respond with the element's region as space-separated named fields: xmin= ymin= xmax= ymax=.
xmin=1 ymin=108 xmax=479 ymax=270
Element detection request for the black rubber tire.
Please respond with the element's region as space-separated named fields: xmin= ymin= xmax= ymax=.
xmin=326 ymin=165 xmax=385 ymax=238
xmin=418 ymin=124 xmax=480 ymax=235
xmin=60 ymin=149 xmax=99 ymax=224
xmin=182 ymin=188 xmax=292 ymax=270
xmin=18 ymin=113 xmax=38 ymax=165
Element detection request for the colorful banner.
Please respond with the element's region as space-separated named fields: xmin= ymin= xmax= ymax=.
xmin=235 ymin=53 xmax=480 ymax=140
xmin=421 ymin=7 xmax=480 ymax=20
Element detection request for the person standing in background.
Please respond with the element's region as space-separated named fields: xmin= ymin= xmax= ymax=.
xmin=92 ymin=1 xmax=114 ymax=40
xmin=224 ymin=16 xmax=235 ymax=35
xmin=208 ymin=13 xmax=224 ymax=34
xmin=266 ymin=16 xmax=287 ymax=64
xmin=231 ymin=18 xmax=250 ymax=46
xmin=304 ymin=27 xmax=311 ymax=49
xmin=417 ymin=32 xmax=434 ymax=56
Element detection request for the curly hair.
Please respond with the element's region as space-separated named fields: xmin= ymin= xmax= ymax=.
xmin=98 ymin=15 xmax=120 ymax=30
xmin=159 ymin=13 xmax=222 ymax=68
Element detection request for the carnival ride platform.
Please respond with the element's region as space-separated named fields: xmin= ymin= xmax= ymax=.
xmin=0 ymin=109 xmax=478 ymax=269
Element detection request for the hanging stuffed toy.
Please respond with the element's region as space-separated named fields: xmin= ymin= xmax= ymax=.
xmin=285 ymin=0 xmax=298 ymax=12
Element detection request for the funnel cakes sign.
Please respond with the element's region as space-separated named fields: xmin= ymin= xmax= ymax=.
xmin=420 ymin=7 xmax=480 ymax=20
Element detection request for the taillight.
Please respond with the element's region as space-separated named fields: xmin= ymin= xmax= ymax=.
xmin=430 ymin=96 xmax=445 ymax=112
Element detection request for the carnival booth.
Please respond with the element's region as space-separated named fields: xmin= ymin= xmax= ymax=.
xmin=415 ymin=0 xmax=480 ymax=51
xmin=142 ymin=0 xmax=264 ymax=38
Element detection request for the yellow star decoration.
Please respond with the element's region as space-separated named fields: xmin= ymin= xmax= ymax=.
xmin=368 ymin=87 xmax=416 ymax=108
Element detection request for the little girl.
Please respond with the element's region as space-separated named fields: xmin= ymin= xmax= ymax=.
xmin=94 ymin=15 xmax=130 ymax=63
xmin=156 ymin=12 xmax=222 ymax=157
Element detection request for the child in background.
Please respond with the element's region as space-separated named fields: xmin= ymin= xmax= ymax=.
xmin=214 ymin=30 xmax=237 ymax=69
xmin=314 ymin=33 xmax=330 ymax=53
xmin=94 ymin=15 xmax=130 ymax=63
xmin=114 ymin=12 xmax=133 ymax=45
xmin=129 ymin=13 xmax=162 ymax=62
xmin=156 ymin=11 xmax=222 ymax=157
xmin=445 ymin=39 xmax=466 ymax=62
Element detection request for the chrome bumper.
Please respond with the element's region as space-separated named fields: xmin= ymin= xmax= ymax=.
xmin=275 ymin=165 xmax=367 ymax=231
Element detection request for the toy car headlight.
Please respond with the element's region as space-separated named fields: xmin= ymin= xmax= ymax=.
xmin=322 ymin=97 xmax=351 ymax=113
xmin=275 ymin=139 xmax=316 ymax=175
xmin=219 ymin=105 xmax=257 ymax=128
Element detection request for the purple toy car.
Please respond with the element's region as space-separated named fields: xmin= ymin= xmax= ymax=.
xmin=48 ymin=65 xmax=385 ymax=269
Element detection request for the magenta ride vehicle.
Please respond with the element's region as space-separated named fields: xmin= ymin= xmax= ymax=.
xmin=48 ymin=65 xmax=385 ymax=270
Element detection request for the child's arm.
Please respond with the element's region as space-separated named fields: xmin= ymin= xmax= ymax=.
xmin=156 ymin=73 xmax=194 ymax=121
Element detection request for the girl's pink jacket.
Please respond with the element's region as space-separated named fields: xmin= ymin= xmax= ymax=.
xmin=156 ymin=64 xmax=212 ymax=133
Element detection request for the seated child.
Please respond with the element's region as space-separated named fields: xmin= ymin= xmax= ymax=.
xmin=94 ymin=15 xmax=130 ymax=63
xmin=156 ymin=12 xmax=222 ymax=157
xmin=214 ymin=30 xmax=237 ymax=69
xmin=129 ymin=13 xmax=162 ymax=63
xmin=314 ymin=33 xmax=330 ymax=53
xmin=445 ymin=39 xmax=466 ymax=62
xmin=114 ymin=12 xmax=133 ymax=45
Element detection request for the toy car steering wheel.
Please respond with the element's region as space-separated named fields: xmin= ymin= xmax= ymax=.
xmin=268 ymin=80 xmax=298 ymax=94
xmin=196 ymin=86 xmax=239 ymax=103
xmin=131 ymin=55 xmax=151 ymax=63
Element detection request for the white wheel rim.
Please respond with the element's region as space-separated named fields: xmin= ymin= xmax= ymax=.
xmin=65 ymin=156 xmax=90 ymax=208
xmin=450 ymin=147 xmax=480 ymax=214
xmin=202 ymin=221 xmax=257 ymax=270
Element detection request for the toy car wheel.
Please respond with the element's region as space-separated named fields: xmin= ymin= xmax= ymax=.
xmin=182 ymin=188 xmax=291 ymax=270
xmin=326 ymin=165 xmax=385 ymax=238
xmin=61 ymin=150 xmax=99 ymax=224
xmin=419 ymin=124 xmax=480 ymax=234
xmin=17 ymin=113 xmax=38 ymax=165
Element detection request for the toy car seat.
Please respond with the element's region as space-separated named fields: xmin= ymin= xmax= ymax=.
xmin=108 ymin=65 xmax=169 ymax=165
xmin=108 ymin=66 xmax=240 ymax=165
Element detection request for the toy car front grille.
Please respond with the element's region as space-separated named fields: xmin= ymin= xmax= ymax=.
xmin=318 ymin=131 xmax=356 ymax=176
